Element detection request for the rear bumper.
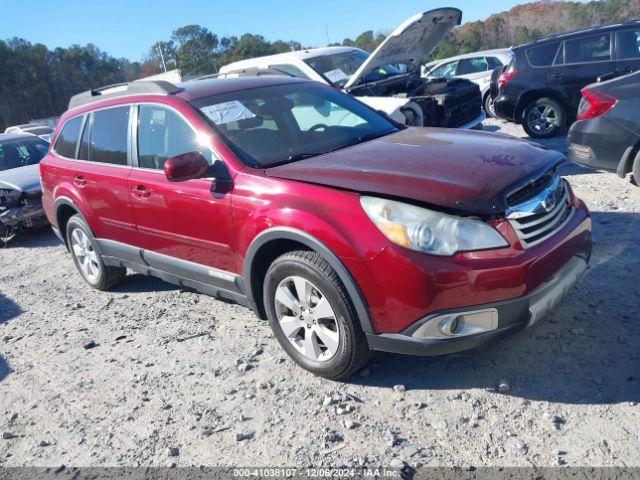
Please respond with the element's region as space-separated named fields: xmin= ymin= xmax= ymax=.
xmin=568 ymin=117 xmax=638 ymax=175
xmin=366 ymin=246 xmax=590 ymax=356
xmin=494 ymin=94 xmax=519 ymax=122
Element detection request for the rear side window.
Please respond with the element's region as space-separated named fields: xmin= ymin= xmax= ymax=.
xmin=564 ymin=33 xmax=611 ymax=64
xmin=618 ymin=29 xmax=640 ymax=59
xmin=54 ymin=116 xmax=82 ymax=158
xmin=526 ymin=42 xmax=561 ymax=67
xmin=90 ymin=107 xmax=130 ymax=165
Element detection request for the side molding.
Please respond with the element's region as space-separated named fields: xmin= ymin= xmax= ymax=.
xmin=243 ymin=227 xmax=374 ymax=334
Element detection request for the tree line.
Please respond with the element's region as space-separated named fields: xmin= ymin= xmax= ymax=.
xmin=1 ymin=0 xmax=639 ymax=131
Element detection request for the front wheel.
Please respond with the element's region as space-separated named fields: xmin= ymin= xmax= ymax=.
xmin=263 ymin=251 xmax=372 ymax=379
xmin=522 ymin=97 xmax=565 ymax=139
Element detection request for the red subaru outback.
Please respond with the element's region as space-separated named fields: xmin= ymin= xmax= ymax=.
xmin=40 ymin=77 xmax=592 ymax=379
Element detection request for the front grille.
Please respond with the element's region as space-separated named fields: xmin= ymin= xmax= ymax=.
xmin=507 ymin=176 xmax=573 ymax=249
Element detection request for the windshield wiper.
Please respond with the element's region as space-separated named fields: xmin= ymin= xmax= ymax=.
xmin=286 ymin=152 xmax=322 ymax=162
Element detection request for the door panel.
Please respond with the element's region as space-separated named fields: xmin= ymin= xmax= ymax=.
xmin=548 ymin=33 xmax=616 ymax=111
xmin=128 ymin=104 xmax=236 ymax=273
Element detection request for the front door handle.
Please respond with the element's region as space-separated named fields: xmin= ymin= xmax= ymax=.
xmin=132 ymin=184 xmax=151 ymax=198
xmin=73 ymin=175 xmax=87 ymax=186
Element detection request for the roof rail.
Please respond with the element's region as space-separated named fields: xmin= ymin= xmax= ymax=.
xmin=68 ymin=80 xmax=183 ymax=110
xmin=216 ymin=67 xmax=295 ymax=79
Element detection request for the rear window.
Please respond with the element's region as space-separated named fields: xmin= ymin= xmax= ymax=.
xmin=525 ymin=42 xmax=561 ymax=67
xmin=89 ymin=107 xmax=130 ymax=165
xmin=54 ymin=116 xmax=82 ymax=158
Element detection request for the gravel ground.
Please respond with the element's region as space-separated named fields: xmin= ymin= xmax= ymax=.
xmin=1 ymin=118 xmax=639 ymax=469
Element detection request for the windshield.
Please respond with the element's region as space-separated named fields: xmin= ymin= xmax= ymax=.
xmin=303 ymin=50 xmax=403 ymax=88
xmin=192 ymin=81 xmax=400 ymax=167
xmin=0 ymin=137 xmax=49 ymax=172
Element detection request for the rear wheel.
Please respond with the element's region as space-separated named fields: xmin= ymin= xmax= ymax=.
xmin=522 ymin=97 xmax=565 ymax=139
xmin=263 ymin=251 xmax=372 ymax=379
xmin=66 ymin=215 xmax=125 ymax=290
xmin=484 ymin=94 xmax=496 ymax=118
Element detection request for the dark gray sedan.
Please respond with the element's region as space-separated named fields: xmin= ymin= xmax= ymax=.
xmin=0 ymin=132 xmax=50 ymax=242
xmin=568 ymin=70 xmax=640 ymax=184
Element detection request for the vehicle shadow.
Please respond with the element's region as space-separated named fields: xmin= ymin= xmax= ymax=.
xmin=348 ymin=211 xmax=640 ymax=405
xmin=2 ymin=227 xmax=61 ymax=249
xmin=0 ymin=292 xmax=21 ymax=383
xmin=111 ymin=273 xmax=181 ymax=293
xmin=0 ymin=291 xmax=23 ymax=325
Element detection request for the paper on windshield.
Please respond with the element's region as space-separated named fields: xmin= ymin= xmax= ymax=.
xmin=200 ymin=100 xmax=256 ymax=125
xmin=323 ymin=68 xmax=349 ymax=84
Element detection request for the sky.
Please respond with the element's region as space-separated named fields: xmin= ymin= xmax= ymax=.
xmin=4 ymin=0 xmax=577 ymax=61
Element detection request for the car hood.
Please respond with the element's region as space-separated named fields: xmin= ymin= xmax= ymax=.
xmin=266 ymin=128 xmax=565 ymax=215
xmin=0 ymin=164 xmax=41 ymax=192
xmin=344 ymin=8 xmax=462 ymax=89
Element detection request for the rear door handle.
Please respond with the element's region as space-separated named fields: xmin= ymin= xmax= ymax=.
xmin=132 ymin=184 xmax=151 ymax=198
xmin=73 ymin=175 xmax=87 ymax=186
xmin=550 ymin=73 xmax=564 ymax=80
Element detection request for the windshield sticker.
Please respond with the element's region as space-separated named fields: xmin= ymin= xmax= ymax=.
xmin=201 ymin=100 xmax=256 ymax=125
xmin=323 ymin=68 xmax=349 ymax=84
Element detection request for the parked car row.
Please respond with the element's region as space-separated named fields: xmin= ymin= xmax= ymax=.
xmin=219 ymin=8 xmax=485 ymax=130
xmin=490 ymin=20 xmax=640 ymax=139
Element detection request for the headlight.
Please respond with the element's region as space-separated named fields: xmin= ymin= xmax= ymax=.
xmin=360 ymin=196 xmax=508 ymax=256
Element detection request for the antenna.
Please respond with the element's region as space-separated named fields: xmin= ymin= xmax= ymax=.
xmin=157 ymin=45 xmax=168 ymax=73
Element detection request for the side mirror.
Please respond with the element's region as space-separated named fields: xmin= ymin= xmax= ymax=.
xmin=163 ymin=151 xmax=209 ymax=182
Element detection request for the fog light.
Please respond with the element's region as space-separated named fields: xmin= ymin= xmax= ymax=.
xmin=568 ymin=143 xmax=594 ymax=161
xmin=412 ymin=308 xmax=499 ymax=340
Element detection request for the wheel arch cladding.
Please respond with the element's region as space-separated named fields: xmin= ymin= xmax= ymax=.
xmin=54 ymin=197 xmax=96 ymax=250
xmin=243 ymin=227 xmax=374 ymax=334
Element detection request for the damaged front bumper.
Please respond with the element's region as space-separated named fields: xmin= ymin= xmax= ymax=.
xmin=0 ymin=189 xmax=47 ymax=237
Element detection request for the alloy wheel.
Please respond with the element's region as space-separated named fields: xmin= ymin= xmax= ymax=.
xmin=274 ymin=275 xmax=340 ymax=362
xmin=526 ymin=103 xmax=559 ymax=135
xmin=70 ymin=228 xmax=101 ymax=282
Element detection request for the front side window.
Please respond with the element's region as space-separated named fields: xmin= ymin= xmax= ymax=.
xmin=137 ymin=105 xmax=205 ymax=170
xmin=54 ymin=116 xmax=82 ymax=158
xmin=618 ymin=29 xmax=640 ymax=59
xmin=192 ymin=82 xmax=399 ymax=167
xmin=564 ymin=33 xmax=611 ymax=64
xmin=526 ymin=42 xmax=561 ymax=67
xmin=457 ymin=57 xmax=489 ymax=75
xmin=90 ymin=106 xmax=130 ymax=165
xmin=0 ymin=137 xmax=49 ymax=171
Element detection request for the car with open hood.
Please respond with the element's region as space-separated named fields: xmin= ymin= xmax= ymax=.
xmin=219 ymin=8 xmax=485 ymax=129
xmin=40 ymin=76 xmax=591 ymax=379
xmin=0 ymin=132 xmax=50 ymax=242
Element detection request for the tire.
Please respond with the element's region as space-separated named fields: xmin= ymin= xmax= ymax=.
xmin=522 ymin=97 xmax=565 ymax=139
xmin=633 ymin=154 xmax=640 ymax=187
xmin=66 ymin=215 xmax=125 ymax=290
xmin=263 ymin=250 xmax=372 ymax=379
xmin=484 ymin=93 xmax=496 ymax=118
